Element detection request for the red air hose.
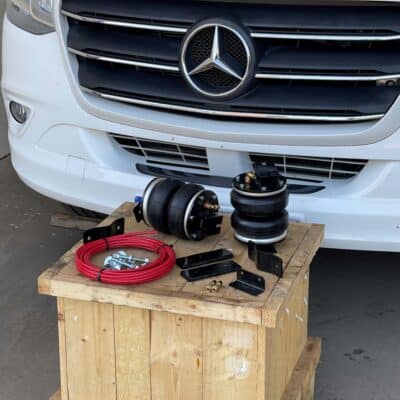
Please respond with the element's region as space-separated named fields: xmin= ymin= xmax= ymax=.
xmin=75 ymin=231 xmax=176 ymax=285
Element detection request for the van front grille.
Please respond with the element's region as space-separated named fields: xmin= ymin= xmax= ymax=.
xmin=250 ymin=154 xmax=368 ymax=180
xmin=111 ymin=134 xmax=209 ymax=170
xmin=62 ymin=0 xmax=400 ymax=123
xmin=111 ymin=134 xmax=367 ymax=181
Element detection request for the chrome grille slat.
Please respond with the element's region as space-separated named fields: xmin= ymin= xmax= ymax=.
xmin=69 ymin=47 xmax=400 ymax=83
xmin=68 ymin=48 xmax=180 ymax=72
xmin=62 ymin=10 xmax=400 ymax=42
xmin=250 ymin=31 xmax=400 ymax=41
xmin=69 ymin=48 xmax=400 ymax=84
xmin=61 ymin=10 xmax=188 ymax=34
xmin=83 ymin=87 xmax=384 ymax=122
xmin=255 ymin=72 xmax=400 ymax=82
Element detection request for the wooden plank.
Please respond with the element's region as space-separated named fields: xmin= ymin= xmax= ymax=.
xmin=50 ymin=390 xmax=61 ymax=400
xmin=45 ymin=279 xmax=264 ymax=326
xmin=57 ymin=299 xmax=69 ymax=400
xmin=256 ymin=326 xmax=267 ymax=400
xmin=63 ymin=299 xmax=117 ymax=400
xmin=302 ymin=370 xmax=316 ymax=400
xmin=150 ymin=312 xmax=203 ymax=400
xmin=263 ymin=269 xmax=310 ymax=400
xmin=114 ymin=306 xmax=151 ymax=400
xmin=50 ymin=213 xmax=100 ymax=231
xmin=262 ymin=224 xmax=324 ymax=327
xmin=38 ymin=252 xmax=77 ymax=296
xmin=281 ymin=338 xmax=322 ymax=400
xmin=202 ymin=319 xmax=259 ymax=400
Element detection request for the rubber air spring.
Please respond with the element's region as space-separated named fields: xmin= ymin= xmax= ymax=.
xmin=134 ymin=178 xmax=223 ymax=241
xmin=230 ymin=164 xmax=289 ymax=244
xmin=136 ymin=178 xmax=185 ymax=234
xmin=168 ymin=183 xmax=222 ymax=241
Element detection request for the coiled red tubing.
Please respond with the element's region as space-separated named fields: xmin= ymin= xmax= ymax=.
xmin=75 ymin=231 xmax=176 ymax=285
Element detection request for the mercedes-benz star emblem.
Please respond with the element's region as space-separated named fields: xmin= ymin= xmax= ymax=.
xmin=181 ymin=21 xmax=254 ymax=99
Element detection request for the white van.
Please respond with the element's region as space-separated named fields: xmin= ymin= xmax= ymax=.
xmin=3 ymin=0 xmax=400 ymax=251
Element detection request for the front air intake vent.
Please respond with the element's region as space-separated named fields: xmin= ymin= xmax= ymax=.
xmin=111 ymin=134 xmax=209 ymax=170
xmin=250 ymin=154 xmax=368 ymax=181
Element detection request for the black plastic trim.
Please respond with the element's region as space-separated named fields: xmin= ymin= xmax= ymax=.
xmin=136 ymin=164 xmax=325 ymax=194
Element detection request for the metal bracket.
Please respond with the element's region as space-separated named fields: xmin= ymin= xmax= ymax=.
xmin=202 ymin=214 xmax=223 ymax=236
xmin=83 ymin=218 xmax=125 ymax=244
xmin=248 ymin=242 xmax=283 ymax=278
xmin=230 ymin=270 xmax=265 ymax=296
xmin=176 ymin=249 xmax=233 ymax=270
xmin=181 ymin=261 xmax=241 ymax=282
xmin=133 ymin=197 xmax=144 ymax=223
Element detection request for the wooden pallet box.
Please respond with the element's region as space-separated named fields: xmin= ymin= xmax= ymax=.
xmin=39 ymin=202 xmax=324 ymax=400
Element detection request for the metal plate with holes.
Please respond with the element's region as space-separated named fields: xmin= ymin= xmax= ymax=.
xmin=83 ymin=218 xmax=125 ymax=243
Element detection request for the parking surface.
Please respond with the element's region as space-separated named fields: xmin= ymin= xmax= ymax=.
xmin=1 ymin=6 xmax=400 ymax=400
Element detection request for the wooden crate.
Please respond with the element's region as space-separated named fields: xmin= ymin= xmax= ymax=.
xmin=50 ymin=337 xmax=321 ymax=400
xmin=39 ymin=202 xmax=324 ymax=400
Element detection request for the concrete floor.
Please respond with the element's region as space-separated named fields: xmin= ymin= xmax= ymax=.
xmin=0 ymin=0 xmax=9 ymax=158
xmin=1 ymin=6 xmax=400 ymax=400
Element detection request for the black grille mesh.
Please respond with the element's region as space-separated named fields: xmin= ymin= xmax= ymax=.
xmin=188 ymin=27 xmax=246 ymax=90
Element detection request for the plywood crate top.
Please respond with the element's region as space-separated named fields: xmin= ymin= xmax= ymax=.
xmin=38 ymin=202 xmax=324 ymax=328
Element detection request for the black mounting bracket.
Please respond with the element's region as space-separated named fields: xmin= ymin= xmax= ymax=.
xmin=83 ymin=218 xmax=125 ymax=244
xmin=248 ymin=242 xmax=283 ymax=278
xmin=133 ymin=198 xmax=144 ymax=223
xmin=176 ymin=249 xmax=233 ymax=270
xmin=180 ymin=261 xmax=241 ymax=282
xmin=229 ymin=270 xmax=265 ymax=296
xmin=201 ymin=214 xmax=224 ymax=236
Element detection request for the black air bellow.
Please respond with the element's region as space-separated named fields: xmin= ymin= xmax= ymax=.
xmin=231 ymin=164 xmax=289 ymax=245
xmin=134 ymin=178 xmax=223 ymax=241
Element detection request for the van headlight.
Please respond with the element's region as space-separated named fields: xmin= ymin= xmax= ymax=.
xmin=6 ymin=0 xmax=55 ymax=34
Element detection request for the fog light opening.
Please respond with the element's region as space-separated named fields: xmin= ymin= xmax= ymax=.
xmin=9 ymin=101 xmax=29 ymax=124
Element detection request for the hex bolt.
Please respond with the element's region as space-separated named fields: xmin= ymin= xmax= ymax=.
xmin=104 ymin=255 xmax=136 ymax=270
xmin=104 ymin=256 xmax=123 ymax=270
xmin=115 ymin=259 xmax=137 ymax=269
xmin=112 ymin=252 xmax=149 ymax=265
xmin=132 ymin=256 xmax=150 ymax=264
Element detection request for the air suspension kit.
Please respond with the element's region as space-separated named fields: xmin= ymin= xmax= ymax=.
xmin=134 ymin=178 xmax=223 ymax=241
xmin=231 ymin=163 xmax=289 ymax=245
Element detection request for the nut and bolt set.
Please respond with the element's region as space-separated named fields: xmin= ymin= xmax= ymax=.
xmin=206 ymin=280 xmax=223 ymax=293
xmin=104 ymin=251 xmax=150 ymax=270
